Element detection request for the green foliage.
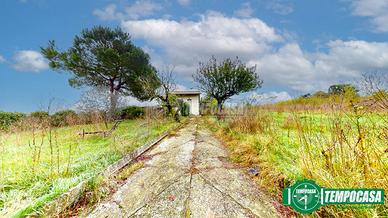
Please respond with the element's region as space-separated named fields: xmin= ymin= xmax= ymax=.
xmin=0 ymin=111 xmax=25 ymax=130
xmin=50 ymin=110 xmax=77 ymax=127
xmin=119 ymin=106 xmax=145 ymax=119
xmin=178 ymin=101 xmax=190 ymax=116
xmin=343 ymin=85 xmax=359 ymax=101
xmin=278 ymin=95 xmax=342 ymax=107
xmin=194 ymin=56 xmax=262 ymax=109
xmin=200 ymin=96 xmax=218 ymax=107
xmin=159 ymin=94 xmax=178 ymax=116
xmin=30 ymin=111 xmax=49 ymax=119
xmin=328 ymin=84 xmax=358 ymax=96
xmin=41 ymin=26 xmax=159 ymax=103
xmin=278 ymin=84 xmax=361 ymax=108
xmin=200 ymin=96 xmax=218 ymax=115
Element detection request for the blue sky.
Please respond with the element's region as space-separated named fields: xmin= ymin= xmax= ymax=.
xmin=1 ymin=0 xmax=388 ymax=112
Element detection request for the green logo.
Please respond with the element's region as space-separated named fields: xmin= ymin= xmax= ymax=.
xmin=282 ymin=180 xmax=384 ymax=214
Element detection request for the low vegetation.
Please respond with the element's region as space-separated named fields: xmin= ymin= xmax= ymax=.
xmin=0 ymin=112 xmax=26 ymax=131
xmin=118 ymin=106 xmax=145 ymax=120
xmin=203 ymin=96 xmax=387 ymax=217
xmin=0 ymin=116 xmax=178 ymax=217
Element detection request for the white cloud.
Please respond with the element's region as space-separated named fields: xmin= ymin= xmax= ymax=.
xmin=177 ymin=0 xmax=190 ymax=6
xmin=94 ymin=0 xmax=162 ymax=21
xmin=13 ymin=50 xmax=48 ymax=72
xmin=125 ymin=0 xmax=162 ymax=19
xmin=249 ymin=91 xmax=292 ymax=104
xmin=122 ymin=12 xmax=282 ymax=76
xmin=234 ymin=2 xmax=254 ymax=18
xmin=121 ymin=13 xmax=388 ymax=94
xmin=0 ymin=55 xmax=5 ymax=63
xmin=351 ymin=0 xmax=388 ymax=32
xmin=252 ymin=40 xmax=388 ymax=92
xmin=317 ymin=40 xmax=388 ymax=75
xmin=253 ymin=43 xmax=316 ymax=91
xmin=93 ymin=4 xmax=124 ymax=21
xmin=267 ymin=1 xmax=293 ymax=15
xmin=122 ymin=96 xmax=157 ymax=106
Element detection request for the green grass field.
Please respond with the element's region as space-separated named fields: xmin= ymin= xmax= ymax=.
xmin=204 ymin=110 xmax=387 ymax=217
xmin=0 ymin=118 xmax=178 ymax=217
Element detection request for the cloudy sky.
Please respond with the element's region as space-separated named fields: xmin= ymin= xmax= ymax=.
xmin=1 ymin=0 xmax=388 ymax=112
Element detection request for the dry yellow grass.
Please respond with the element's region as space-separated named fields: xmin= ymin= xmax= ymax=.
xmin=202 ymin=106 xmax=388 ymax=217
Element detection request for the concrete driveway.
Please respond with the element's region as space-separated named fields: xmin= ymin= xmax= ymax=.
xmin=88 ymin=121 xmax=279 ymax=218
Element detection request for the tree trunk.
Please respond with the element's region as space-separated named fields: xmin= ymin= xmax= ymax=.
xmin=166 ymin=103 xmax=173 ymax=116
xmin=109 ymin=89 xmax=118 ymax=120
xmin=215 ymin=100 xmax=224 ymax=120
xmin=217 ymin=100 xmax=223 ymax=112
xmin=165 ymin=94 xmax=173 ymax=116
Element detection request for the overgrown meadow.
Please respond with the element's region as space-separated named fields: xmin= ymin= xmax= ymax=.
xmin=204 ymin=95 xmax=387 ymax=217
xmin=0 ymin=110 xmax=178 ymax=217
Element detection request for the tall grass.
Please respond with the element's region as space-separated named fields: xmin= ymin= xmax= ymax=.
xmin=204 ymin=104 xmax=387 ymax=217
xmin=0 ymin=115 xmax=177 ymax=217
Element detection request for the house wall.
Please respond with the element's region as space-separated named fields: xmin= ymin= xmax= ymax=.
xmin=177 ymin=94 xmax=200 ymax=115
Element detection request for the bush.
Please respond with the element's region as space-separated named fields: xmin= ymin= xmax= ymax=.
xmin=30 ymin=111 xmax=49 ymax=119
xmin=0 ymin=112 xmax=26 ymax=130
xmin=328 ymin=84 xmax=358 ymax=96
xmin=180 ymin=102 xmax=190 ymax=117
xmin=51 ymin=110 xmax=78 ymax=127
xmin=119 ymin=106 xmax=144 ymax=120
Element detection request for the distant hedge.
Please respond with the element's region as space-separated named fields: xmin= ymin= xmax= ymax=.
xmin=1 ymin=106 xmax=146 ymax=130
xmin=0 ymin=112 xmax=26 ymax=130
xmin=119 ymin=106 xmax=144 ymax=119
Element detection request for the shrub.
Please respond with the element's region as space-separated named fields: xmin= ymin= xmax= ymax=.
xmin=0 ymin=112 xmax=26 ymax=130
xmin=178 ymin=101 xmax=190 ymax=117
xmin=119 ymin=106 xmax=144 ymax=120
xmin=200 ymin=97 xmax=218 ymax=115
xmin=30 ymin=111 xmax=49 ymax=119
xmin=50 ymin=110 xmax=78 ymax=127
xmin=328 ymin=84 xmax=358 ymax=96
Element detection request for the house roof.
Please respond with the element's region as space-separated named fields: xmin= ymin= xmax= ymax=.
xmin=172 ymin=90 xmax=201 ymax=95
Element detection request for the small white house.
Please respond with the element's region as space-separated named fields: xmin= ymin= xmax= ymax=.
xmin=172 ymin=90 xmax=201 ymax=115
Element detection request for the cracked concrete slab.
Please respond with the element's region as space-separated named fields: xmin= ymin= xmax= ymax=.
xmin=131 ymin=176 xmax=191 ymax=217
xmin=188 ymin=174 xmax=256 ymax=218
xmin=87 ymin=121 xmax=278 ymax=218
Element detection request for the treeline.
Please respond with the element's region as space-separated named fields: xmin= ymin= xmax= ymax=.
xmin=0 ymin=106 xmax=145 ymax=131
xmin=273 ymin=83 xmax=387 ymax=111
xmin=278 ymin=84 xmax=359 ymax=106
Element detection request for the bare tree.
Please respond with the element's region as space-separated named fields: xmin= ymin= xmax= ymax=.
xmin=138 ymin=67 xmax=177 ymax=115
xmin=361 ymin=73 xmax=388 ymax=110
xmin=155 ymin=69 xmax=177 ymax=115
